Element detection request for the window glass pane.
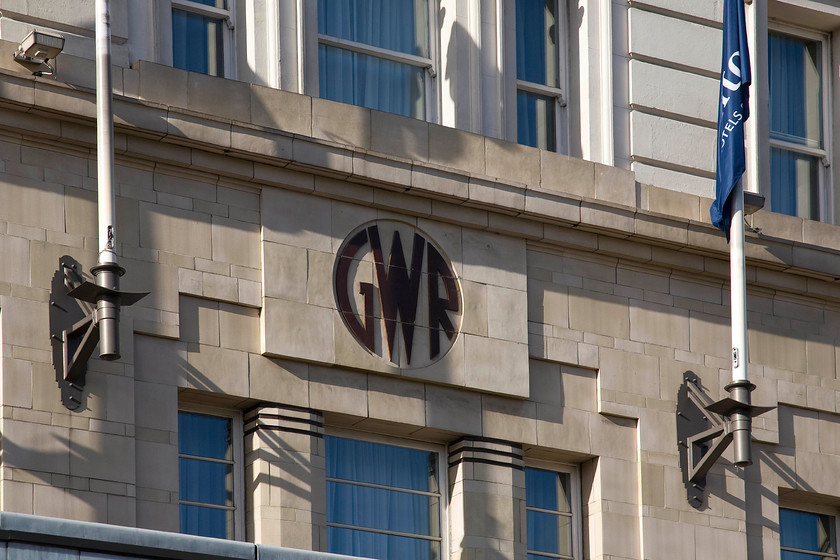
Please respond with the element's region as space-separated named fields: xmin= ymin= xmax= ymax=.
xmin=768 ymin=32 xmax=822 ymax=149
xmin=179 ymin=412 xmax=232 ymax=460
xmin=180 ymin=504 xmax=233 ymax=539
xmin=326 ymin=437 xmax=441 ymax=560
xmin=326 ymin=436 xmax=438 ymax=493
xmin=526 ymin=468 xmax=570 ymax=512
xmin=516 ymin=0 xmax=558 ymax=87
xmin=328 ymin=481 xmax=439 ymax=536
xmin=780 ymin=553 xmax=825 ymax=560
xmin=527 ymin=511 xmax=572 ymax=556
xmin=328 ymin=526 xmax=439 ymax=560
xmin=318 ymin=0 xmax=429 ymax=57
xmin=179 ymin=411 xmax=235 ymax=539
xmin=780 ymin=509 xmax=835 ymax=553
xmin=172 ymin=9 xmax=224 ymax=77
xmin=770 ymin=147 xmax=820 ymax=220
xmin=517 ymin=90 xmax=556 ymax=151
xmin=179 ymin=458 xmax=233 ymax=506
xmin=190 ymin=0 xmax=226 ymax=7
xmin=319 ymin=45 xmax=426 ymax=119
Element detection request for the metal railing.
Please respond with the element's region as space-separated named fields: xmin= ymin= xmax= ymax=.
xmin=0 ymin=512 xmax=361 ymax=560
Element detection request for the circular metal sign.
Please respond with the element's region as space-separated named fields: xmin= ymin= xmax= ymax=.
xmin=334 ymin=221 xmax=462 ymax=368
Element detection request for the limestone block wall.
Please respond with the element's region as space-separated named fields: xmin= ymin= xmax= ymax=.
xmin=3 ymin=54 xmax=840 ymax=560
xmin=524 ymin=235 xmax=840 ymax=559
xmin=622 ymin=1 xmax=721 ymax=197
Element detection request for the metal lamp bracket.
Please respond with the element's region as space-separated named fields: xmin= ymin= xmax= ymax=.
xmin=676 ymin=372 xmax=774 ymax=507
xmin=49 ymin=258 xmax=148 ymax=410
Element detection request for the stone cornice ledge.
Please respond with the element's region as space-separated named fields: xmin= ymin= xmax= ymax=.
xmin=1 ymin=62 xmax=840 ymax=301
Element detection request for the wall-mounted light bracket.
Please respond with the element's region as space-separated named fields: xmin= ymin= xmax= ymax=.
xmin=49 ymin=258 xmax=148 ymax=410
xmin=676 ymin=372 xmax=774 ymax=507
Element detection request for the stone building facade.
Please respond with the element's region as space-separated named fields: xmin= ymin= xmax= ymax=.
xmin=0 ymin=1 xmax=839 ymax=560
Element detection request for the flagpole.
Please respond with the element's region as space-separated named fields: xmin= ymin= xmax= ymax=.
xmin=711 ymin=0 xmax=754 ymax=468
xmin=728 ymin=179 xmax=752 ymax=466
xmin=94 ymin=0 xmax=124 ymax=361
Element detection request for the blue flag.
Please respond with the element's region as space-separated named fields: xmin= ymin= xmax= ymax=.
xmin=710 ymin=0 xmax=751 ymax=241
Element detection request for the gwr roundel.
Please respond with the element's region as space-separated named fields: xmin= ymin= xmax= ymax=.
xmin=334 ymin=221 xmax=462 ymax=368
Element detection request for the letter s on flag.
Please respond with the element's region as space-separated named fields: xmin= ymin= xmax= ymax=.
xmin=710 ymin=0 xmax=751 ymax=242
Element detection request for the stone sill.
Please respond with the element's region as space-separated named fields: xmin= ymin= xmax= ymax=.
xmin=1 ymin=58 xmax=840 ymax=300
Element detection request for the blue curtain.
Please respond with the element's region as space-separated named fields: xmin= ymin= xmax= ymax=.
xmin=172 ymin=9 xmax=223 ymax=76
xmin=326 ymin=436 xmax=439 ymax=560
xmin=768 ymin=33 xmax=821 ymax=147
xmin=779 ymin=509 xmax=834 ymax=558
xmin=318 ymin=0 xmax=427 ymax=118
xmin=515 ymin=0 xmax=557 ymax=86
xmin=517 ymin=90 xmax=556 ymax=150
xmin=769 ymin=148 xmax=819 ymax=220
xmin=180 ymin=505 xmax=232 ymax=539
xmin=179 ymin=412 xmax=232 ymax=459
xmin=768 ymin=32 xmax=822 ymax=218
xmin=525 ymin=468 xmax=572 ymax=558
xmin=515 ymin=0 xmax=558 ymax=149
xmin=178 ymin=412 xmax=233 ymax=539
xmin=318 ymin=0 xmax=427 ymax=56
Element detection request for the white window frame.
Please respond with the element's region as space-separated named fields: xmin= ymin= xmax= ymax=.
xmin=157 ymin=0 xmax=237 ymax=79
xmin=779 ymin=505 xmax=838 ymax=559
xmin=177 ymin=404 xmax=245 ymax=541
xmin=506 ymin=0 xmax=569 ymax=154
xmin=766 ymin=21 xmax=833 ymax=222
xmin=523 ymin=459 xmax=582 ymax=560
xmin=324 ymin=428 xmax=448 ymax=557
xmin=306 ymin=0 xmax=440 ymax=122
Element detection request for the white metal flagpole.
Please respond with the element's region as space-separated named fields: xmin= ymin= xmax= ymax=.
xmin=711 ymin=0 xmax=755 ymax=468
xmin=728 ymin=179 xmax=753 ymax=466
xmin=94 ymin=0 xmax=123 ymax=361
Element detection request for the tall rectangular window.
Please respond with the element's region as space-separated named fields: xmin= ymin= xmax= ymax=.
xmin=178 ymin=410 xmax=238 ymax=539
xmin=326 ymin=435 xmax=442 ymax=560
xmin=317 ymin=0 xmax=433 ymax=119
xmin=525 ymin=466 xmax=577 ymax=560
xmin=768 ymin=28 xmax=829 ymax=221
xmin=172 ymin=0 xmax=232 ymax=77
xmin=780 ymin=508 xmax=837 ymax=559
xmin=516 ymin=0 xmax=565 ymax=152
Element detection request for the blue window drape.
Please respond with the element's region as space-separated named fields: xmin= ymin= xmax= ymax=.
xmin=515 ymin=0 xmax=558 ymax=150
xmin=178 ymin=412 xmax=234 ymax=539
xmin=525 ymin=467 xmax=572 ymax=559
xmin=517 ymin=91 xmax=556 ymax=151
xmin=326 ymin=436 xmax=440 ymax=560
xmin=779 ymin=509 xmax=835 ymax=560
xmin=769 ymin=147 xmax=819 ymax=220
xmin=515 ymin=0 xmax=558 ymax=87
xmin=768 ymin=32 xmax=823 ymax=219
xmin=318 ymin=0 xmax=428 ymax=118
xmin=172 ymin=9 xmax=224 ymax=77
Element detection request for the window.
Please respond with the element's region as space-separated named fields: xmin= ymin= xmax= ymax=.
xmin=780 ymin=508 xmax=837 ymax=559
xmin=172 ymin=0 xmax=233 ymax=77
xmin=768 ymin=26 xmax=830 ymax=221
xmin=178 ymin=410 xmax=242 ymax=539
xmin=317 ymin=0 xmax=435 ymax=119
xmin=515 ymin=0 xmax=566 ymax=152
xmin=325 ymin=435 xmax=443 ymax=560
xmin=525 ymin=465 xmax=579 ymax=560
